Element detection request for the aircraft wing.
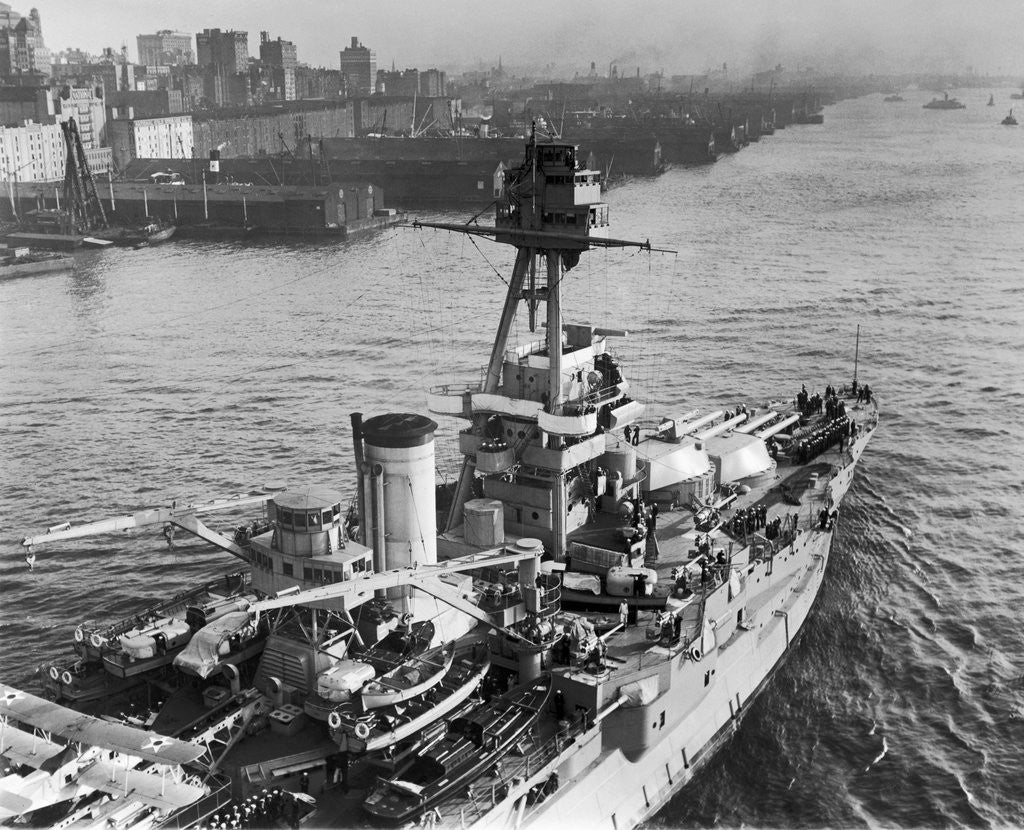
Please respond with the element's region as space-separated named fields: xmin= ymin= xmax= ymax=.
xmin=0 ymin=785 xmax=34 ymax=819
xmin=78 ymin=761 xmax=207 ymax=811
xmin=0 ymin=723 xmax=66 ymax=768
xmin=0 ymin=685 xmax=203 ymax=766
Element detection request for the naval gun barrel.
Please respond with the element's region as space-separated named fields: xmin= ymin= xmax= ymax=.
xmin=734 ymin=411 xmax=781 ymax=434
xmin=694 ymin=412 xmax=749 ymax=442
xmin=681 ymin=410 xmax=724 ymax=435
xmin=755 ymin=413 xmax=802 ymax=440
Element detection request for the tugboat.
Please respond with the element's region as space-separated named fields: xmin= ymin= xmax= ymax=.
xmin=883 ymin=94 xmax=905 ymax=102
xmin=9 ymin=131 xmax=878 ymax=830
xmin=1001 ymin=109 xmax=1018 ymax=126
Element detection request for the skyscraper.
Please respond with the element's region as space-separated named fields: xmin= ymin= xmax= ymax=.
xmin=195 ymin=28 xmax=249 ymax=107
xmin=196 ymin=28 xmax=248 ymax=75
xmin=259 ymin=32 xmax=297 ymax=101
xmin=339 ymin=37 xmax=375 ymax=96
xmin=0 ymin=4 xmax=48 ymax=77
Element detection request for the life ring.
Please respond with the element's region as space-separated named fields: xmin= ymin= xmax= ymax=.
xmin=354 ymin=721 xmax=371 ymax=740
xmin=689 ymin=646 xmax=703 ymax=662
xmin=48 ymin=665 xmax=60 ymax=682
xmin=328 ymin=711 xmax=342 ymax=730
xmin=74 ymin=626 xmax=85 ymax=643
xmin=90 ymin=633 xmax=104 ymax=649
xmin=61 ymin=670 xmax=73 ymax=685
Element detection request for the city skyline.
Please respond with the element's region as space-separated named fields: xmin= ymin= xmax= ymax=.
xmin=34 ymin=0 xmax=1024 ymax=78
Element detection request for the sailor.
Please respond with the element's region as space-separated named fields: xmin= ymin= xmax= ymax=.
xmin=554 ymin=688 xmax=566 ymax=719
xmin=819 ymin=508 xmax=829 ymax=529
xmin=863 ymin=383 xmax=872 ymax=403
xmin=649 ymin=501 xmax=660 ymax=533
xmin=619 ymin=598 xmax=629 ymax=629
xmin=623 ymin=425 xmax=632 ymax=444
xmin=632 ymin=426 xmax=640 ymax=445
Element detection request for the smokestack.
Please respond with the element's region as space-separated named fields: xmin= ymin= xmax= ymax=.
xmin=359 ymin=413 xmax=439 ymax=570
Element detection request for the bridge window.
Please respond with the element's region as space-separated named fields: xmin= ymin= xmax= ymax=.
xmin=303 ymin=567 xmax=313 ymax=582
xmin=283 ymin=562 xmax=293 ymax=577
xmin=280 ymin=509 xmax=293 ymax=526
xmin=294 ymin=513 xmax=308 ymax=530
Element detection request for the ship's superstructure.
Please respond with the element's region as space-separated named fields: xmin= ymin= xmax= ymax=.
xmin=5 ymin=131 xmax=877 ymax=830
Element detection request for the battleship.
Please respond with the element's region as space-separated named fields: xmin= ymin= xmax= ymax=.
xmin=4 ymin=130 xmax=877 ymax=829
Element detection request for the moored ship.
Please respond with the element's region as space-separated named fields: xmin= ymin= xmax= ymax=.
xmin=6 ymin=129 xmax=877 ymax=829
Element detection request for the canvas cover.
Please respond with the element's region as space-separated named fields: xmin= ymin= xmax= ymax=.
xmin=173 ymin=612 xmax=251 ymax=678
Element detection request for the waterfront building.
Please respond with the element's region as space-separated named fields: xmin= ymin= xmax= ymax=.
xmin=351 ymin=96 xmax=456 ymax=136
xmin=57 ymin=86 xmax=105 ymax=148
xmin=137 ymin=30 xmax=193 ymax=67
xmin=339 ymin=37 xmax=374 ymax=96
xmin=0 ymin=119 xmax=62 ymax=181
xmin=191 ymin=100 xmax=353 ymax=159
xmin=374 ymin=68 xmax=446 ymax=99
xmin=107 ymin=89 xmax=184 ymax=120
xmin=107 ymin=112 xmax=193 ymax=172
xmin=0 ymin=84 xmax=52 ymax=126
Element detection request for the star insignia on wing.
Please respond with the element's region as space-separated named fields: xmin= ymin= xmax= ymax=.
xmin=1 ymin=687 xmax=25 ymax=706
xmin=142 ymin=736 xmax=174 ymax=752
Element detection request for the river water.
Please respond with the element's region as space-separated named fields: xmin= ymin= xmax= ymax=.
xmin=1 ymin=90 xmax=1022 ymax=828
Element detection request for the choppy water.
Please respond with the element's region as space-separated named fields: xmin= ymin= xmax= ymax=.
xmin=2 ymin=90 xmax=1023 ymax=828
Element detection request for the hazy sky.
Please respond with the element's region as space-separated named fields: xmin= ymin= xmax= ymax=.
xmin=36 ymin=0 xmax=1024 ymax=77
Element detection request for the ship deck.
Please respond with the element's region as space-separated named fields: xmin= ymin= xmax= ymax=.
xmin=560 ymin=393 xmax=878 ymax=673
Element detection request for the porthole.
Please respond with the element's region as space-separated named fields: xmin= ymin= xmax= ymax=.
xmin=532 ymin=511 xmax=539 ymax=520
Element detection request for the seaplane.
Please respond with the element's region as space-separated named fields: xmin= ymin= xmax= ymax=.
xmin=0 ymin=683 xmax=208 ymax=823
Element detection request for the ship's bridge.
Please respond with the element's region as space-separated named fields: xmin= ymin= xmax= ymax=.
xmin=248 ymin=486 xmax=374 ymax=603
xmin=495 ymin=140 xmax=610 ymax=247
